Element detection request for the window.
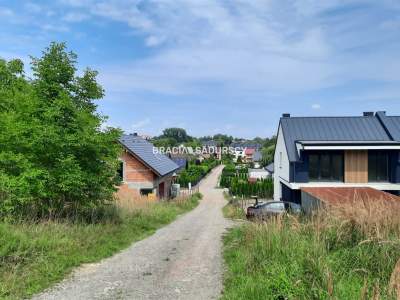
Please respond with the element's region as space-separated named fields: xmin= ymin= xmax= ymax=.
xmin=140 ymin=189 xmax=154 ymax=196
xmin=279 ymin=152 xmax=282 ymax=169
xmin=117 ymin=160 xmax=124 ymax=181
xmin=368 ymin=151 xmax=388 ymax=182
xmin=309 ymin=152 xmax=344 ymax=181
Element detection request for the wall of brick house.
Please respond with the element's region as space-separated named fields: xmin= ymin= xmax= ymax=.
xmin=121 ymin=151 xmax=155 ymax=183
xmin=155 ymin=176 xmax=173 ymax=198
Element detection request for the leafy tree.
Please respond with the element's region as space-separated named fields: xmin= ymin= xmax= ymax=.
xmin=262 ymin=144 xmax=275 ymax=166
xmin=0 ymin=42 xmax=122 ymax=219
xmin=161 ymin=127 xmax=191 ymax=144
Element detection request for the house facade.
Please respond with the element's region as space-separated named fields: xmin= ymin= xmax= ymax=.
xmin=274 ymin=112 xmax=400 ymax=203
xmin=231 ymin=142 xmax=261 ymax=163
xmin=201 ymin=140 xmax=222 ymax=160
xmin=118 ymin=134 xmax=179 ymax=198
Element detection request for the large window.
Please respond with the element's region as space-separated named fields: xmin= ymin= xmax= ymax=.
xmin=368 ymin=151 xmax=388 ymax=182
xmin=309 ymin=152 xmax=344 ymax=181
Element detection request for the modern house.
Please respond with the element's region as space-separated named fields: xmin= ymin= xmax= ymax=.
xmin=274 ymin=112 xmax=400 ymax=204
xmin=118 ymin=133 xmax=179 ymax=198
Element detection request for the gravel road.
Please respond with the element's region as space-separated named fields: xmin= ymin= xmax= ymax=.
xmin=32 ymin=165 xmax=233 ymax=300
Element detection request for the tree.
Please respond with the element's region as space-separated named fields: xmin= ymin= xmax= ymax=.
xmin=0 ymin=42 xmax=122 ymax=219
xmin=161 ymin=127 xmax=191 ymax=144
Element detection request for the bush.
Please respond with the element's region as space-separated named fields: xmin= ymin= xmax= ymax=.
xmin=0 ymin=43 xmax=122 ymax=219
xmin=220 ymin=165 xmax=273 ymax=198
xmin=178 ymin=159 xmax=218 ymax=187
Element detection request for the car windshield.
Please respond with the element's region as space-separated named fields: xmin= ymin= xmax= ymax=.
xmin=263 ymin=202 xmax=285 ymax=212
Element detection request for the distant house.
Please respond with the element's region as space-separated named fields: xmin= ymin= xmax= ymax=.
xmin=118 ymin=133 xmax=179 ymax=198
xmin=248 ymin=168 xmax=271 ymax=180
xmin=244 ymin=148 xmax=255 ymax=163
xmin=231 ymin=142 xmax=261 ymax=163
xmin=170 ymin=156 xmax=188 ymax=173
xmin=202 ymin=140 xmax=221 ymax=160
xmin=265 ymin=162 xmax=274 ymax=177
xmin=274 ymin=112 xmax=400 ymax=204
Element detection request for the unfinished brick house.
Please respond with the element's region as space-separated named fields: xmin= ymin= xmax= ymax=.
xmin=118 ymin=133 xmax=179 ymax=198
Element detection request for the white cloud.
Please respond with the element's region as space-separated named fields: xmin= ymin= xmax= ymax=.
xmin=63 ymin=12 xmax=90 ymax=22
xmin=311 ymin=103 xmax=321 ymax=110
xmin=57 ymin=0 xmax=400 ymax=97
xmin=0 ymin=7 xmax=13 ymax=17
xmin=131 ymin=118 xmax=151 ymax=130
xmin=145 ymin=35 xmax=165 ymax=47
xmin=41 ymin=24 xmax=70 ymax=32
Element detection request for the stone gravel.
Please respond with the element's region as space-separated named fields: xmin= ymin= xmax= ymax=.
xmin=32 ymin=165 xmax=233 ymax=300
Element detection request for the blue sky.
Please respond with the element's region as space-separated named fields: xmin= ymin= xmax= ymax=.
xmin=1 ymin=0 xmax=400 ymax=138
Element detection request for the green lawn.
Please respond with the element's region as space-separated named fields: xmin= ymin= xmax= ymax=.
xmin=222 ymin=212 xmax=400 ymax=300
xmin=0 ymin=193 xmax=201 ymax=299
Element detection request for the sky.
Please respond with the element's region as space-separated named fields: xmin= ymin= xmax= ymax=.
xmin=1 ymin=0 xmax=400 ymax=138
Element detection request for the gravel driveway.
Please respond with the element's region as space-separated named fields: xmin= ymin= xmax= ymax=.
xmin=33 ymin=165 xmax=232 ymax=300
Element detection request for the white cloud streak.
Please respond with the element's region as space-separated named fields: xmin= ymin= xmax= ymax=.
xmin=56 ymin=0 xmax=399 ymax=97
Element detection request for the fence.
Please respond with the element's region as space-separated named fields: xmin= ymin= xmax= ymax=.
xmin=179 ymin=185 xmax=200 ymax=197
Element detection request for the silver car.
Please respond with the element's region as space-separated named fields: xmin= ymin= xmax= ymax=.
xmin=246 ymin=201 xmax=302 ymax=219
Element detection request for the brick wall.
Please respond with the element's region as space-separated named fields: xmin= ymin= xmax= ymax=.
xmin=121 ymin=151 xmax=155 ymax=183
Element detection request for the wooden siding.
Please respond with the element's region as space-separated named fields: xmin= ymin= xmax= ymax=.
xmin=344 ymin=150 xmax=368 ymax=183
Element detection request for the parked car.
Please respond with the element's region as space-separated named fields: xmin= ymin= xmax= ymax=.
xmin=246 ymin=201 xmax=302 ymax=220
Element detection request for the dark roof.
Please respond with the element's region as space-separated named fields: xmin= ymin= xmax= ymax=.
xmin=202 ymin=140 xmax=218 ymax=147
xmin=171 ymin=157 xmax=187 ymax=170
xmin=230 ymin=142 xmax=262 ymax=149
xmin=280 ymin=112 xmax=400 ymax=162
xmin=119 ymin=134 xmax=179 ymax=177
xmin=265 ymin=162 xmax=274 ymax=173
xmin=252 ymin=150 xmax=262 ymax=162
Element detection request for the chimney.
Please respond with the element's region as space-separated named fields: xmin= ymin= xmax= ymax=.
xmin=282 ymin=113 xmax=291 ymax=118
xmin=130 ymin=132 xmax=138 ymax=136
xmin=363 ymin=112 xmax=374 ymax=117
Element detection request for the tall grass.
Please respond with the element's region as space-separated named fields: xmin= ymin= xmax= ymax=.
xmin=0 ymin=193 xmax=202 ymax=299
xmin=223 ymin=199 xmax=400 ymax=299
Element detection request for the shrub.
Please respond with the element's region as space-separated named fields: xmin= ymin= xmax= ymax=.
xmin=0 ymin=43 xmax=122 ymax=219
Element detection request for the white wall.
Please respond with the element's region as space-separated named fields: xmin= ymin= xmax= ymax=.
xmin=249 ymin=170 xmax=271 ymax=179
xmin=274 ymin=124 xmax=290 ymax=200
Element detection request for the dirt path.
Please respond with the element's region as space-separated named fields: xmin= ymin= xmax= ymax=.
xmin=33 ymin=165 xmax=232 ymax=300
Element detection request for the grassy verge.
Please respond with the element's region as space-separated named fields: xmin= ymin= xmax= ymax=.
xmin=0 ymin=193 xmax=202 ymax=299
xmin=222 ymin=201 xmax=400 ymax=299
xmin=222 ymin=191 xmax=246 ymax=220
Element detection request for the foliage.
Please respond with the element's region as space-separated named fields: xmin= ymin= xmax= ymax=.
xmin=220 ymin=165 xmax=273 ymax=198
xmin=261 ymin=144 xmax=275 ymax=166
xmin=0 ymin=43 xmax=122 ymax=219
xmin=199 ymin=134 xmax=233 ymax=146
xmin=222 ymin=202 xmax=400 ymax=300
xmin=161 ymin=128 xmax=192 ymax=144
xmin=177 ymin=159 xmax=218 ymax=188
xmin=152 ymin=137 xmax=178 ymax=148
xmin=0 ymin=193 xmax=202 ymax=299
xmin=222 ymin=201 xmax=246 ymax=220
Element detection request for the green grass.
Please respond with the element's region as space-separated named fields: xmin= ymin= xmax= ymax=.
xmin=0 ymin=193 xmax=201 ymax=299
xmin=222 ymin=191 xmax=246 ymax=220
xmin=222 ymin=215 xmax=400 ymax=300
xmin=223 ymin=203 xmax=246 ymax=220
